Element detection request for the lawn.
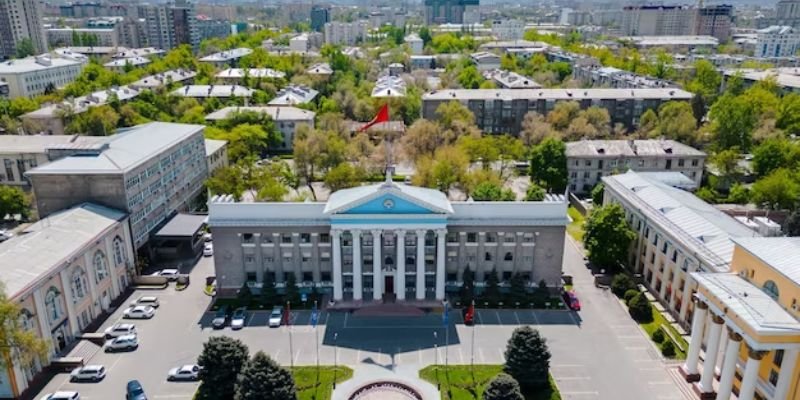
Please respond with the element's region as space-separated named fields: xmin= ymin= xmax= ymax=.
xmin=419 ymin=365 xmax=561 ymax=400
xmin=566 ymin=206 xmax=585 ymax=242
xmin=639 ymin=307 xmax=688 ymax=360
xmin=292 ymin=366 xmax=353 ymax=400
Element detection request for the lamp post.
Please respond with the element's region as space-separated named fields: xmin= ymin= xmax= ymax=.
xmin=333 ymin=332 xmax=339 ymax=389
xmin=433 ymin=331 xmax=440 ymax=389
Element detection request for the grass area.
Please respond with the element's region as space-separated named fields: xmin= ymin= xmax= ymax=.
xmin=292 ymin=366 xmax=353 ymax=400
xmin=566 ymin=206 xmax=585 ymax=242
xmin=640 ymin=307 xmax=688 ymax=360
xmin=419 ymin=365 xmax=561 ymax=400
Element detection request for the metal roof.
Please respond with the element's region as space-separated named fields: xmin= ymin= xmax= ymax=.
xmin=216 ymin=68 xmax=286 ymax=79
xmin=268 ymin=85 xmax=319 ymax=105
xmin=171 ymin=85 xmax=254 ymax=98
xmin=154 ymin=213 xmax=207 ymax=237
xmin=204 ymin=139 xmax=227 ymax=156
xmin=204 ymin=106 xmax=315 ymax=121
xmin=566 ymin=139 xmax=705 ymax=157
xmin=0 ymin=55 xmax=83 ymax=74
xmin=324 ymin=181 xmax=454 ymax=215
xmin=199 ymin=48 xmax=253 ymax=62
xmin=0 ymin=135 xmax=107 ymax=154
xmin=423 ymin=88 xmax=693 ymax=101
xmin=732 ymin=237 xmax=800 ymax=286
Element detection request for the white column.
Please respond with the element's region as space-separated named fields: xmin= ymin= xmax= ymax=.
xmin=679 ymin=271 xmax=694 ymax=322
xmin=738 ymin=347 xmax=767 ymax=400
xmin=684 ymin=301 xmax=709 ymax=376
xmin=416 ymin=230 xmax=426 ymax=300
xmin=372 ymin=230 xmax=382 ymax=301
xmin=396 ymin=230 xmax=406 ymax=300
xmin=352 ymin=230 xmax=362 ymax=301
xmin=331 ymin=230 xmax=343 ymax=301
xmin=58 ymin=269 xmax=80 ymax=337
xmin=668 ymin=264 xmax=680 ymax=311
xmin=84 ymin=252 xmax=100 ymax=314
xmin=104 ymin=237 xmax=120 ymax=298
xmin=715 ymin=325 xmax=729 ymax=373
xmin=435 ymin=229 xmax=446 ymax=301
xmin=33 ymin=289 xmax=54 ymax=354
xmin=774 ymin=348 xmax=799 ymax=400
xmin=700 ymin=314 xmax=725 ymax=393
xmin=715 ymin=329 xmax=742 ymax=400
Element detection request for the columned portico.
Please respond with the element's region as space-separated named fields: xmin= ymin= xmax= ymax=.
xmin=683 ymin=299 xmax=708 ymax=380
xmin=352 ymin=230 xmax=362 ymax=301
xmin=435 ymin=229 xmax=446 ymax=300
xmin=416 ymin=230 xmax=426 ymax=300
xmin=332 ymin=230 xmax=343 ymax=301
xmin=371 ymin=230 xmax=382 ymax=301
xmin=715 ymin=328 xmax=741 ymax=400
xmin=738 ymin=347 xmax=766 ymax=400
xmin=396 ymin=230 xmax=406 ymax=300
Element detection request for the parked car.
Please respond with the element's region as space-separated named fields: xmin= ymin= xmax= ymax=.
xmin=0 ymin=230 xmax=13 ymax=242
xmin=105 ymin=334 xmax=138 ymax=352
xmin=104 ymin=323 xmax=136 ymax=338
xmin=562 ymin=290 xmax=581 ymax=311
xmin=268 ymin=306 xmax=283 ymax=328
xmin=203 ymin=243 xmax=213 ymax=257
xmin=70 ymin=365 xmax=106 ymax=382
xmin=203 ymin=232 xmax=212 ymax=242
xmin=231 ymin=307 xmax=246 ymax=330
xmin=130 ymin=296 xmax=160 ymax=308
xmin=123 ymin=306 xmax=155 ymax=319
xmin=126 ymin=380 xmax=147 ymax=400
xmin=167 ymin=364 xmax=201 ymax=381
xmin=157 ymin=269 xmax=180 ymax=281
xmin=39 ymin=391 xmax=80 ymax=400
xmin=211 ymin=306 xmax=228 ymax=329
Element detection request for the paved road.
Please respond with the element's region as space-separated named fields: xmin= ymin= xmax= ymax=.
xmin=34 ymin=237 xmax=690 ymax=400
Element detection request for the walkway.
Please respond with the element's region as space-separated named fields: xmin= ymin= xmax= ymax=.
xmin=333 ymin=363 xmax=439 ymax=400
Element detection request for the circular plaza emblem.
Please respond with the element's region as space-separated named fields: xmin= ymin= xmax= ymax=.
xmin=383 ymin=199 xmax=395 ymax=209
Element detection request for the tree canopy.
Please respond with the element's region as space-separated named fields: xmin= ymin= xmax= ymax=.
xmin=583 ymin=203 xmax=636 ymax=272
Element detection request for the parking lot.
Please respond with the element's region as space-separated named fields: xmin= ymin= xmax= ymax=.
xmin=34 ymin=239 xmax=690 ymax=400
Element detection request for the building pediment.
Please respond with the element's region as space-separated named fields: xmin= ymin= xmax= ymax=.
xmin=323 ymin=182 xmax=454 ymax=215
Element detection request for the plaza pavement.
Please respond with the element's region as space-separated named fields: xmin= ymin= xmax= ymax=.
xmin=32 ymin=237 xmax=693 ymax=400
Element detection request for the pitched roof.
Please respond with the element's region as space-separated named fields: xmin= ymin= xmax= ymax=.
xmin=732 ymin=237 xmax=800 ymax=286
xmin=324 ymin=181 xmax=454 ymax=214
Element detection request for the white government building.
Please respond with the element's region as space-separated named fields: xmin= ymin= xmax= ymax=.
xmin=208 ymin=177 xmax=568 ymax=302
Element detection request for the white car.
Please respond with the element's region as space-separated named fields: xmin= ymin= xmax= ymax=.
xmin=203 ymin=232 xmax=212 ymax=242
xmin=230 ymin=308 xmax=246 ymax=330
xmin=158 ymin=269 xmax=180 ymax=281
xmin=123 ymin=305 xmax=155 ymax=319
xmin=0 ymin=230 xmax=13 ymax=242
xmin=104 ymin=323 xmax=136 ymax=338
xmin=70 ymin=365 xmax=106 ymax=382
xmin=39 ymin=391 xmax=80 ymax=400
xmin=130 ymin=296 xmax=160 ymax=308
xmin=203 ymin=243 xmax=213 ymax=257
xmin=167 ymin=364 xmax=201 ymax=381
xmin=268 ymin=306 xmax=283 ymax=328
xmin=105 ymin=334 xmax=138 ymax=352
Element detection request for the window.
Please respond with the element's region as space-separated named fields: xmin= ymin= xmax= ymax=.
xmin=467 ymin=233 xmax=477 ymax=243
xmin=300 ymin=233 xmax=311 ymax=243
xmin=19 ymin=309 xmax=34 ymax=331
xmin=691 ymin=159 xmax=699 ymax=166
xmin=677 ymin=159 xmax=684 ymax=167
xmin=485 ymin=233 xmax=497 ymax=243
xmin=94 ymin=251 xmax=108 ymax=283
xmin=485 ymin=252 xmax=492 ymax=261
xmin=246 ymin=272 xmax=257 ymax=282
xmin=319 ymin=233 xmax=330 ymax=243
xmin=113 ymin=236 xmax=126 ymax=266
xmin=321 ymin=272 xmax=332 ymax=282
xmin=71 ymin=267 xmax=87 ymax=300
xmin=763 ymin=280 xmax=780 ymax=300
xmin=502 ymin=271 xmax=512 ymax=281
xmin=45 ymin=287 xmax=62 ymax=322
xmin=769 ymin=370 xmax=779 ymax=386
xmin=774 ymin=349 xmax=784 ymax=367
xmin=302 ymin=272 xmax=313 ymax=282
xmin=242 ymin=233 xmax=254 ymax=243
xmin=504 ymin=235 xmax=515 ymax=243
xmin=504 ymin=252 xmax=513 ymax=261
xmin=282 ymin=234 xmax=293 ymax=244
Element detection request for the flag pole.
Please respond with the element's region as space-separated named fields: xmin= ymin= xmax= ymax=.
xmin=314 ymin=301 xmax=320 ymax=382
xmin=470 ymin=300 xmax=476 ymax=383
xmin=287 ymin=300 xmax=294 ymax=369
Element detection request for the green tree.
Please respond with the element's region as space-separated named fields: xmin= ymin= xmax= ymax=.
xmin=483 ymin=268 xmax=501 ymax=304
xmin=197 ymin=336 xmax=249 ymax=400
xmin=503 ymin=326 xmax=551 ymax=391
xmin=590 ymin=183 xmax=604 ymax=206
xmin=457 ymin=65 xmax=484 ymax=89
xmin=726 ymin=183 xmax=750 ymax=204
xmin=709 ymin=148 xmax=743 ymax=190
xmin=525 ymin=183 xmax=545 ymax=201
xmin=508 ymin=273 xmax=527 ymax=306
xmin=627 ymin=292 xmax=653 ymax=323
xmin=413 ymin=146 xmax=469 ymax=193
xmin=14 ymin=38 xmax=35 ymax=58
xmin=238 ymin=282 xmax=252 ymax=307
xmin=611 ymin=274 xmax=636 ymax=298
xmin=529 ymin=137 xmax=567 ymax=192
xmin=687 ymin=60 xmax=721 ymax=101
xmin=0 ymin=185 xmax=28 ymax=219
xmin=709 ymin=93 xmax=756 ymax=151
xmin=652 ymin=101 xmax=698 ymax=145
xmin=690 ymin=94 xmax=706 ymax=128
xmin=471 ymin=181 xmax=515 ymax=201
xmin=777 ymin=93 xmax=800 ymax=134
xmin=206 ymin=165 xmax=249 ymax=200
xmin=546 ymin=101 xmax=580 ymax=131
xmin=785 ymin=210 xmax=800 ymax=236
xmin=752 ymin=138 xmax=799 ymax=178
xmin=0 ymin=284 xmax=49 ymax=372
xmin=324 ymin=163 xmax=362 ymax=192
xmin=234 ymin=351 xmax=296 ymax=400
xmin=260 ymin=274 xmax=278 ymax=307
xmin=460 ymin=267 xmax=475 ymax=306
xmin=583 ymin=204 xmax=636 ymax=272
xmin=8 ymin=97 xmax=39 ymax=118
xmin=435 ymin=101 xmax=475 ymax=131
xmin=284 ymin=273 xmax=300 ymax=304
xmin=483 ymin=373 xmax=525 ymax=400
xmin=751 ymin=168 xmax=800 ymax=210
xmin=661 ymin=340 xmax=676 ymax=358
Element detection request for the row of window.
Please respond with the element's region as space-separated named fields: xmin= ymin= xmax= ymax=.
xmin=241 ymin=232 xmax=534 ymax=246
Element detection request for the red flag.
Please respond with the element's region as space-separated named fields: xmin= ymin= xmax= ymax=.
xmin=465 ymin=301 xmax=475 ymax=325
xmin=358 ymin=104 xmax=389 ymax=132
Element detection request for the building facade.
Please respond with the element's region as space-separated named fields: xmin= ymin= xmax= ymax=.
xmin=756 ymin=26 xmax=800 ymax=58
xmin=323 ymin=21 xmax=369 ymax=46
xmin=681 ymin=237 xmax=800 ymax=400
xmin=0 ymin=135 xmax=108 ymax=188
xmin=424 ymin=0 xmax=480 ymax=25
xmin=0 ymin=0 xmax=47 ymax=60
xmin=0 ymin=203 xmax=134 ymax=398
xmin=139 ymin=0 xmax=199 ymax=51
xmin=26 ymin=122 xmax=209 ymax=249
xmin=205 ymin=106 xmax=315 ymax=151
xmin=621 ymin=5 xmax=696 ymax=37
xmin=602 ymin=171 xmax=759 ymax=329
xmin=421 ymin=88 xmax=693 ymax=135
xmin=46 ymin=27 xmax=121 ymax=48
xmin=204 ymin=139 xmax=228 ymax=175
xmin=311 ymin=5 xmax=330 ymax=32
xmin=208 ymin=179 xmax=568 ymax=302
xmin=491 ymin=19 xmax=524 ymax=41
xmin=566 ymin=139 xmax=706 ymax=194
xmin=0 ymin=55 xmax=84 ymax=98
xmin=695 ymin=5 xmax=733 ymax=42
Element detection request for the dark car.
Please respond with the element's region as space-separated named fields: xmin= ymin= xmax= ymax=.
xmin=562 ymin=291 xmax=581 ymax=311
xmin=126 ymin=380 xmax=147 ymax=400
xmin=211 ymin=305 xmax=229 ymax=329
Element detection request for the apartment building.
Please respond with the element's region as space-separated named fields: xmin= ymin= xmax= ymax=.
xmin=205 ymin=106 xmax=315 ymax=151
xmin=491 ymin=19 xmax=525 ymax=41
xmin=483 ymin=69 xmax=541 ymax=89
xmin=46 ymin=27 xmax=121 ymax=48
xmin=323 ymin=21 xmax=369 ymax=46
xmin=566 ymin=139 xmax=706 ymax=194
xmin=573 ymin=65 xmax=677 ymax=89
xmin=755 ymin=26 xmax=800 ymax=58
xmin=22 ymin=85 xmax=141 ymax=134
xmin=0 ymin=203 xmax=134 ymax=398
xmin=721 ymin=68 xmax=800 ymax=94
xmin=26 ymin=122 xmax=209 ymax=249
xmin=424 ymin=0 xmax=480 ymax=24
xmin=421 ymin=88 xmax=693 ymax=135
xmin=310 ymin=5 xmax=330 ymax=32
xmin=198 ymin=47 xmax=253 ymax=67
xmin=0 ymin=54 xmax=85 ymax=98
xmin=268 ymin=85 xmax=319 ymax=106
xmin=621 ymin=5 xmax=696 ymax=37
xmin=139 ymin=0 xmax=199 ymax=51
xmin=0 ymin=0 xmax=47 ymax=60
xmin=695 ymin=5 xmax=733 ymax=42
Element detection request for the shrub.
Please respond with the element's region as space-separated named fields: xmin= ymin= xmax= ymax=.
xmin=627 ymin=293 xmax=654 ymax=323
xmin=661 ymin=340 xmax=676 ymax=358
xmin=651 ymin=329 xmax=665 ymax=343
xmin=623 ymin=289 xmax=639 ymax=304
xmin=504 ymin=326 xmax=551 ymax=391
xmin=611 ymin=274 xmax=637 ymax=298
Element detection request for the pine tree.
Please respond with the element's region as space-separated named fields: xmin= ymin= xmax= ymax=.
xmin=196 ymin=336 xmax=249 ymax=400
xmin=503 ymin=326 xmax=551 ymax=391
xmin=260 ymin=274 xmax=278 ymax=307
xmin=483 ymin=268 xmax=501 ymax=305
xmin=235 ymin=351 xmax=297 ymax=400
xmin=285 ymin=273 xmax=300 ymax=304
xmin=460 ymin=266 xmax=475 ymax=305
xmin=238 ymin=281 xmax=252 ymax=307
xmin=483 ymin=373 xmax=525 ymax=400
xmin=508 ymin=273 xmax=527 ymax=306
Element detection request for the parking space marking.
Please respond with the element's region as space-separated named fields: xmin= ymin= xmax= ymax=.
xmin=554 ymin=376 xmax=591 ymax=381
xmin=530 ymin=310 xmax=540 ymax=325
xmin=514 ymin=311 xmax=521 ymax=325
xmin=495 ymin=311 xmax=502 ymax=325
xmin=476 ymin=310 xmax=484 ymax=325
xmin=559 ymin=391 xmax=599 ymax=396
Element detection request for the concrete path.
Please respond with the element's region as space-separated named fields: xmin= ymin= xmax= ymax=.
xmin=333 ymin=363 xmax=439 ymax=400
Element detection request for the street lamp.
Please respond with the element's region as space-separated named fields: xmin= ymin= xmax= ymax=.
xmin=433 ymin=331 xmax=440 ymax=389
xmin=333 ymin=332 xmax=339 ymax=389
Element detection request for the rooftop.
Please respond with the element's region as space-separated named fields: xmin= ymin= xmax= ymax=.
xmin=204 ymin=139 xmax=227 ymax=156
xmin=205 ymin=106 xmax=316 ymax=121
xmin=0 ymin=55 xmax=83 ymax=74
xmin=199 ymin=47 xmax=253 ymax=62
xmin=732 ymin=237 xmax=800 ymax=286
xmin=603 ymin=171 xmax=757 ymax=272
xmin=480 ymin=39 xmax=551 ymax=50
xmin=566 ymin=139 xmax=705 ymax=157
xmin=758 ymin=25 xmax=795 ymax=35
xmin=0 ymin=135 xmax=107 ymax=154
xmin=423 ymin=88 xmax=693 ymax=101
xmin=268 ymin=85 xmax=319 ymax=105
xmin=26 ymin=122 xmax=204 ymax=175
xmin=113 ymin=47 xmax=164 ymax=59
xmin=104 ymin=56 xmax=151 ymax=68
xmin=171 ymin=85 xmax=255 ymax=98
xmin=723 ymin=68 xmax=800 ymax=89
xmin=154 ymin=213 xmax=207 ymax=237
xmin=372 ymin=75 xmax=406 ymax=98
xmin=0 ymin=203 xmax=127 ymax=299
xmin=130 ymin=69 xmax=197 ymax=89
xmin=56 ymin=46 xmax=123 ymax=56
xmin=24 ymin=86 xmax=141 ymax=119
xmin=216 ymin=68 xmax=286 ymax=79
xmin=307 ymin=63 xmax=333 ymax=75
xmin=621 ymin=35 xmax=719 ymax=46
xmin=484 ymin=69 xmax=541 ymax=89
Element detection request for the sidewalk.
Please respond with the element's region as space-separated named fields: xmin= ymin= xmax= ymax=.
xmin=332 ymin=363 xmax=440 ymax=400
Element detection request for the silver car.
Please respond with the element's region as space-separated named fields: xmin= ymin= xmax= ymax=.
xmin=70 ymin=365 xmax=106 ymax=382
xmin=105 ymin=334 xmax=138 ymax=352
xmin=104 ymin=323 xmax=136 ymax=338
xmin=39 ymin=391 xmax=80 ymax=400
xmin=130 ymin=296 xmax=160 ymax=308
xmin=268 ymin=306 xmax=283 ymax=328
xmin=167 ymin=364 xmax=200 ymax=381
xmin=123 ymin=305 xmax=155 ymax=319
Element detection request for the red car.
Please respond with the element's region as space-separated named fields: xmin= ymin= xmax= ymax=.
xmin=562 ymin=291 xmax=581 ymax=311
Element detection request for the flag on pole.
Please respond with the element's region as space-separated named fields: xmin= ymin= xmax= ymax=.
xmin=358 ymin=103 xmax=389 ymax=132
xmin=465 ymin=300 xmax=475 ymax=326
xmin=310 ymin=302 xmax=319 ymax=328
xmin=285 ymin=301 xmax=291 ymax=326
xmin=442 ymin=302 xmax=449 ymax=327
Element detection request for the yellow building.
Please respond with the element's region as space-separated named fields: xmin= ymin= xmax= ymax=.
xmin=681 ymin=237 xmax=800 ymax=400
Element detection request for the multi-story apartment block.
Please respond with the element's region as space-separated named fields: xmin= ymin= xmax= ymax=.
xmin=197 ymin=18 xmax=231 ymax=41
xmin=46 ymin=27 xmax=121 ymax=48
xmin=566 ymin=139 xmax=706 ymax=194
xmin=139 ymin=0 xmax=199 ymax=52
xmin=323 ymin=21 xmax=369 ymax=46
xmin=421 ymin=88 xmax=693 ymax=135
xmin=721 ymin=68 xmax=800 ymax=94
xmin=198 ymin=47 xmax=252 ymax=67
xmin=310 ymin=5 xmax=330 ymax=32
xmin=0 ymin=203 xmax=134 ymax=398
xmin=695 ymin=5 xmax=733 ymax=42
xmin=26 ymin=122 xmax=209 ymax=249
xmin=58 ymin=2 xmax=127 ymax=18
xmin=573 ymin=65 xmax=677 ymax=89
xmin=0 ymin=0 xmax=47 ymax=60
xmin=755 ymin=26 xmax=800 ymax=58
xmin=758 ymin=0 xmax=800 ymax=28
xmin=0 ymin=54 xmax=84 ymax=98
xmin=621 ymin=5 xmax=696 ymax=37
xmin=22 ymin=85 xmax=141 ymax=134
xmin=405 ymin=33 xmax=424 ymax=55
xmin=424 ymin=0 xmax=480 ymax=24
xmin=0 ymin=135 xmax=108 ymax=188
xmin=491 ymin=19 xmax=525 ymax=40
xmin=205 ymin=106 xmax=315 ymax=152
xmin=0 ymin=80 xmax=8 ymax=98
xmin=602 ymin=171 xmax=759 ymax=329
xmin=205 ymin=139 xmax=228 ymax=175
